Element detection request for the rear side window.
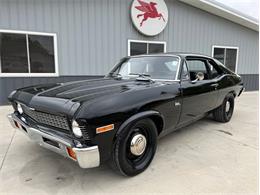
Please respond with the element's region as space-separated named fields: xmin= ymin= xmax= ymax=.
xmin=214 ymin=59 xmax=234 ymax=75
xmin=207 ymin=60 xmax=223 ymax=79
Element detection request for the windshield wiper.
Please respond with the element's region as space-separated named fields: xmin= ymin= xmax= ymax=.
xmin=129 ymin=73 xmax=153 ymax=82
xmin=129 ymin=73 xmax=151 ymax=77
xmin=110 ymin=73 xmax=122 ymax=80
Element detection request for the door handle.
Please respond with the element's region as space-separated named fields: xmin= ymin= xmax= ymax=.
xmin=211 ymin=83 xmax=219 ymax=89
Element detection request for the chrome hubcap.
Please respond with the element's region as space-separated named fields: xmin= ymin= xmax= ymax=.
xmin=226 ymin=101 xmax=231 ymax=113
xmin=130 ymin=134 xmax=147 ymax=156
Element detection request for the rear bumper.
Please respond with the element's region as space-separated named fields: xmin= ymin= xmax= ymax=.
xmin=7 ymin=113 xmax=100 ymax=169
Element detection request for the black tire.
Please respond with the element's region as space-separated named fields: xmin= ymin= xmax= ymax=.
xmin=111 ymin=118 xmax=158 ymax=176
xmin=213 ymin=93 xmax=235 ymax=122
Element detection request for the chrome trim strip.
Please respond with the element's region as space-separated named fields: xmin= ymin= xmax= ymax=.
xmin=7 ymin=113 xmax=100 ymax=169
xmin=8 ymin=114 xmax=72 ymax=146
xmin=174 ymin=56 xmax=182 ymax=80
xmin=153 ymin=79 xmax=180 ymax=82
xmin=7 ymin=115 xmax=17 ymax=129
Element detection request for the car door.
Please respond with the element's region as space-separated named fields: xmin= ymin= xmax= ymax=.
xmin=178 ymin=57 xmax=219 ymax=126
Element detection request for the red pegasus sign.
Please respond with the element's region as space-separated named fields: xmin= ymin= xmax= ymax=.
xmin=135 ymin=0 xmax=166 ymax=26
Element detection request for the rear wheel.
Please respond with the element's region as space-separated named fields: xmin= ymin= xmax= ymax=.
xmin=111 ymin=118 xmax=157 ymax=176
xmin=213 ymin=93 xmax=235 ymax=122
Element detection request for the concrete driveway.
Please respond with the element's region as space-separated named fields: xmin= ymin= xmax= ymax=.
xmin=0 ymin=92 xmax=258 ymax=195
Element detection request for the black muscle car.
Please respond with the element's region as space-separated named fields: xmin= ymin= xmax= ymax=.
xmin=7 ymin=53 xmax=244 ymax=176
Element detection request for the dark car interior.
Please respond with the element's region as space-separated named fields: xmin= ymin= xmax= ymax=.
xmin=186 ymin=59 xmax=210 ymax=80
xmin=185 ymin=58 xmax=222 ymax=81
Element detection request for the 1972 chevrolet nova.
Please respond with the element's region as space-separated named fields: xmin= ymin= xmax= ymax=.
xmin=7 ymin=53 xmax=244 ymax=176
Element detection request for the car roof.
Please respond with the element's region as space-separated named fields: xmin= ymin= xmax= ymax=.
xmin=128 ymin=52 xmax=213 ymax=59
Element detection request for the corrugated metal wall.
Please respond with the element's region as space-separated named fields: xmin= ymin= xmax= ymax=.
xmin=0 ymin=0 xmax=258 ymax=75
xmin=0 ymin=0 xmax=258 ymax=104
xmin=170 ymin=1 xmax=259 ymax=75
xmin=241 ymin=74 xmax=259 ymax=91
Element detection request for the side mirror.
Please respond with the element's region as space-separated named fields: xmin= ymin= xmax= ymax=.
xmin=191 ymin=72 xmax=204 ymax=84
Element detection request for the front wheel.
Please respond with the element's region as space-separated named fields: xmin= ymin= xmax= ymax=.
xmin=111 ymin=118 xmax=158 ymax=176
xmin=213 ymin=93 xmax=235 ymax=122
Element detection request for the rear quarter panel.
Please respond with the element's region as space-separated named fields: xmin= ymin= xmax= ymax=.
xmin=215 ymin=74 xmax=243 ymax=107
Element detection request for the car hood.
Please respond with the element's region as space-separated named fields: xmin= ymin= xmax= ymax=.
xmin=38 ymin=78 xmax=160 ymax=102
xmin=10 ymin=78 xmax=171 ymax=117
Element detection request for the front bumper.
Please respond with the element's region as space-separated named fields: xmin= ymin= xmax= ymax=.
xmin=7 ymin=113 xmax=100 ymax=169
xmin=238 ymin=86 xmax=244 ymax=97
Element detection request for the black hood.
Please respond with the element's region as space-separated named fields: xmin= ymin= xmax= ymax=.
xmin=10 ymin=78 xmax=169 ymax=117
xmin=38 ymin=78 xmax=155 ymax=102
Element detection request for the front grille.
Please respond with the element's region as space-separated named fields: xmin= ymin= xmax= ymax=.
xmin=22 ymin=105 xmax=70 ymax=131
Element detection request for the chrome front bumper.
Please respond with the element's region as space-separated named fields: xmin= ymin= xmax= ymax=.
xmin=7 ymin=113 xmax=100 ymax=169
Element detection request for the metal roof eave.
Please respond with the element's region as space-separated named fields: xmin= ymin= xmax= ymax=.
xmin=179 ymin=0 xmax=259 ymax=32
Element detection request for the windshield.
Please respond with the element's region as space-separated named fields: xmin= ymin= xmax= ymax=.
xmin=109 ymin=56 xmax=180 ymax=80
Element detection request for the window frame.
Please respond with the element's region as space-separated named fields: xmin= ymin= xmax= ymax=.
xmin=128 ymin=39 xmax=167 ymax=56
xmin=0 ymin=29 xmax=59 ymax=77
xmin=180 ymin=60 xmax=190 ymax=81
xmin=211 ymin=45 xmax=239 ymax=73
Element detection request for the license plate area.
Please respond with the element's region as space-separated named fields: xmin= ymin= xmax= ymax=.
xmin=42 ymin=137 xmax=60 ymax=148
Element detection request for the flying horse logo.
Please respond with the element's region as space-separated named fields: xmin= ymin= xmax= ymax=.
xmin=135 ymin=0 xmax=166 ymax=27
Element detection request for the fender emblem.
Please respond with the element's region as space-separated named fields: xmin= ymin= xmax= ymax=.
xmin=174 ymin=102 xmax=181 ymax=106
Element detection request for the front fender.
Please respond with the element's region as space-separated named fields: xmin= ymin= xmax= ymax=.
xmin=114 ymin=110 xmax=164 ymax=140
xmin=95 ymin=110 xmax=164 ymax=164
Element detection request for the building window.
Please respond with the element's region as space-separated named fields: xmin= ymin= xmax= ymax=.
xmin=0 ymin=30 xmax=58 ymax=76
xmin=128 ymin=40 xmax=166 ymax=56
xmin=212 ymin=46 xmax=238 ymax=72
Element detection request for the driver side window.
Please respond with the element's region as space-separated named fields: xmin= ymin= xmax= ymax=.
xmin=186 ymin=59 xmax=210 ymax=80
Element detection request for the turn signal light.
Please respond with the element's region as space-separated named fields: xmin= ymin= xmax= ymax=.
xmin=96 ymin=124 xmax=114 ymax=134
xmin=66 ymin=147 xmax=77 ymax=160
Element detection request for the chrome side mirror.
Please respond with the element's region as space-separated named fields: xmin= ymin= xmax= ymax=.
xmin=191 ymin=72 xmax=204 ymax=83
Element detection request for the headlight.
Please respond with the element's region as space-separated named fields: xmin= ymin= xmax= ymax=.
xmin=72 ymin=120 xmax=82 ymax=138
xmin=17 ymin=103 xmax=23 ymax=114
